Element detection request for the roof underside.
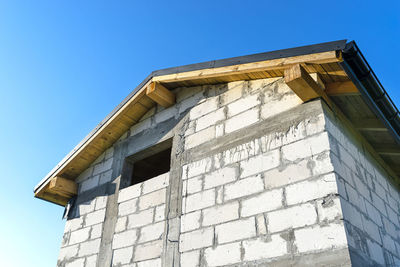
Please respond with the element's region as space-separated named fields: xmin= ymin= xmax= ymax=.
xmin=34 ymin=40 xmax=400 ymax=205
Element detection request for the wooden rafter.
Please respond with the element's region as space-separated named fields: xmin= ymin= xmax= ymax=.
xmin=284 ymin=64 xmax=334 ymax=108
xmin=325 ymin=81 xmax=360 ymax=96
xmin=48 ymin=177 xmax=78 ymax=197
xmin=38 ymin=190 xmax=69 ymax=206
xmin=353 ymin=119 xmax=387 ymax=132
xmin=146 ymin=82 xmax=175 ymax=108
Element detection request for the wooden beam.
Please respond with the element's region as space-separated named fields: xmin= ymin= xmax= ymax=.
xmin=284 ymin=64 xmax=333 ymax=107
xmin=153 ymin=50 xmax=342 ymax=84
xmin=48 ymin=177 xmax=77 ymax=197
xmin=377 ymin=149 xmax=400 ymax=156
xmin=146 ymin=82 xmax=175 ymax=108
xmin=36 ymin=190 xmax=69 ymax=206
xmin=325 ymin=81 xmax=360 ymax=96
xmin=353 ymin=119 xmax=387 ymax=132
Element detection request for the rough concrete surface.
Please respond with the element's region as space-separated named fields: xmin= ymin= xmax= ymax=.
xmin=57 ymin=78 xmax=400 ymax=267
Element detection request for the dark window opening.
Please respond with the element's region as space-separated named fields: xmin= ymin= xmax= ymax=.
xmin=130 ymin=146 xmax=171 ymax=185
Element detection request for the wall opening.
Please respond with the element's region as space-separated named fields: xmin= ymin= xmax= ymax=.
xmin=121 ymin=138 xmax=173 ymax=188
xmin=131 ymin=146 xmax=171 ymax=185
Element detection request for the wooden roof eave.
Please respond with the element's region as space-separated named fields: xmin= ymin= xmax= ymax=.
xmin=35 ymin=43 xmax=363 ymax=206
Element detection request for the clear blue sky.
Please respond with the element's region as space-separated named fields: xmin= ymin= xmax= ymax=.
xmin=0 ymin=1 xmax=398 ymax=266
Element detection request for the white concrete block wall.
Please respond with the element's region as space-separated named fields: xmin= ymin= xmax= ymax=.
xmin=177 ymin=78 xmax=351 ymax=266
xmin=58 ymin=143 xmax=115 ymax=266
xmin=111 ymin=172 xmax=169 ymax=266
xmin=326 ymin=115 xmax=400 ymax=266
xmin=58 ymin=195 xmax=107 ymax=266
xmin=179 ymin=129 xmax=348 ymax=266
xmin=57 ymin=77 xmax=400 ymax=266
xmin=182 ymin=78 xmax=304 ymax=150
xmin=76 ymin=146 xmax=114 ymax=193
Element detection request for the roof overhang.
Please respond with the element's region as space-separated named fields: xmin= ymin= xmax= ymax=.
xmin=34 ymin=40 xmax=400 ymax=206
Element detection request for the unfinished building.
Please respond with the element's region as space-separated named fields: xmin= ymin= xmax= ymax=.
xmin=34 ymin=40 xmax=400 ymax=266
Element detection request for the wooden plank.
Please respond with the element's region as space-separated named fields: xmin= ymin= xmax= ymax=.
xmin=49 ymin=177 xmax=78 ymax=196
xmin=284 ymin=64 xmax=334 ymax=108
xmin=319 ymin=63 xmax=334 ymax=83
xmin=320 ymin=62 xmax=347 ymax=82
xmin=325 ymin=81 xmax=360 ymax=96
xmin=372 ymin=144 xmax=400 ymax=156
xmin=377 ymin=149 xmax=400 ymax=156
xmin=153 ymin=51 xmax=342 ymax=84
xmin=139 ymin=96 xmax=156 ymax=109
xmin=363 ymin=130 xmax=395 ymax=145
xmin=146 ymin=82 xmax=175 ymax=107
xmin=36 ymin=188 xmax=69 ymax=206
xmin=353 ymin=119 xmax=387 ymax=131
xmin=325 ymin=62 xmax=348 ymax=82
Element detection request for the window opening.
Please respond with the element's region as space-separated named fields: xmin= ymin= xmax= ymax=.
xmin=130 ymin=145 xmax=171 ymax=185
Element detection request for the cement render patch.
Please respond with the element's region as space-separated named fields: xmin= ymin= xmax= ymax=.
xmin=181 ymin=99 xmax=325 ymax=164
